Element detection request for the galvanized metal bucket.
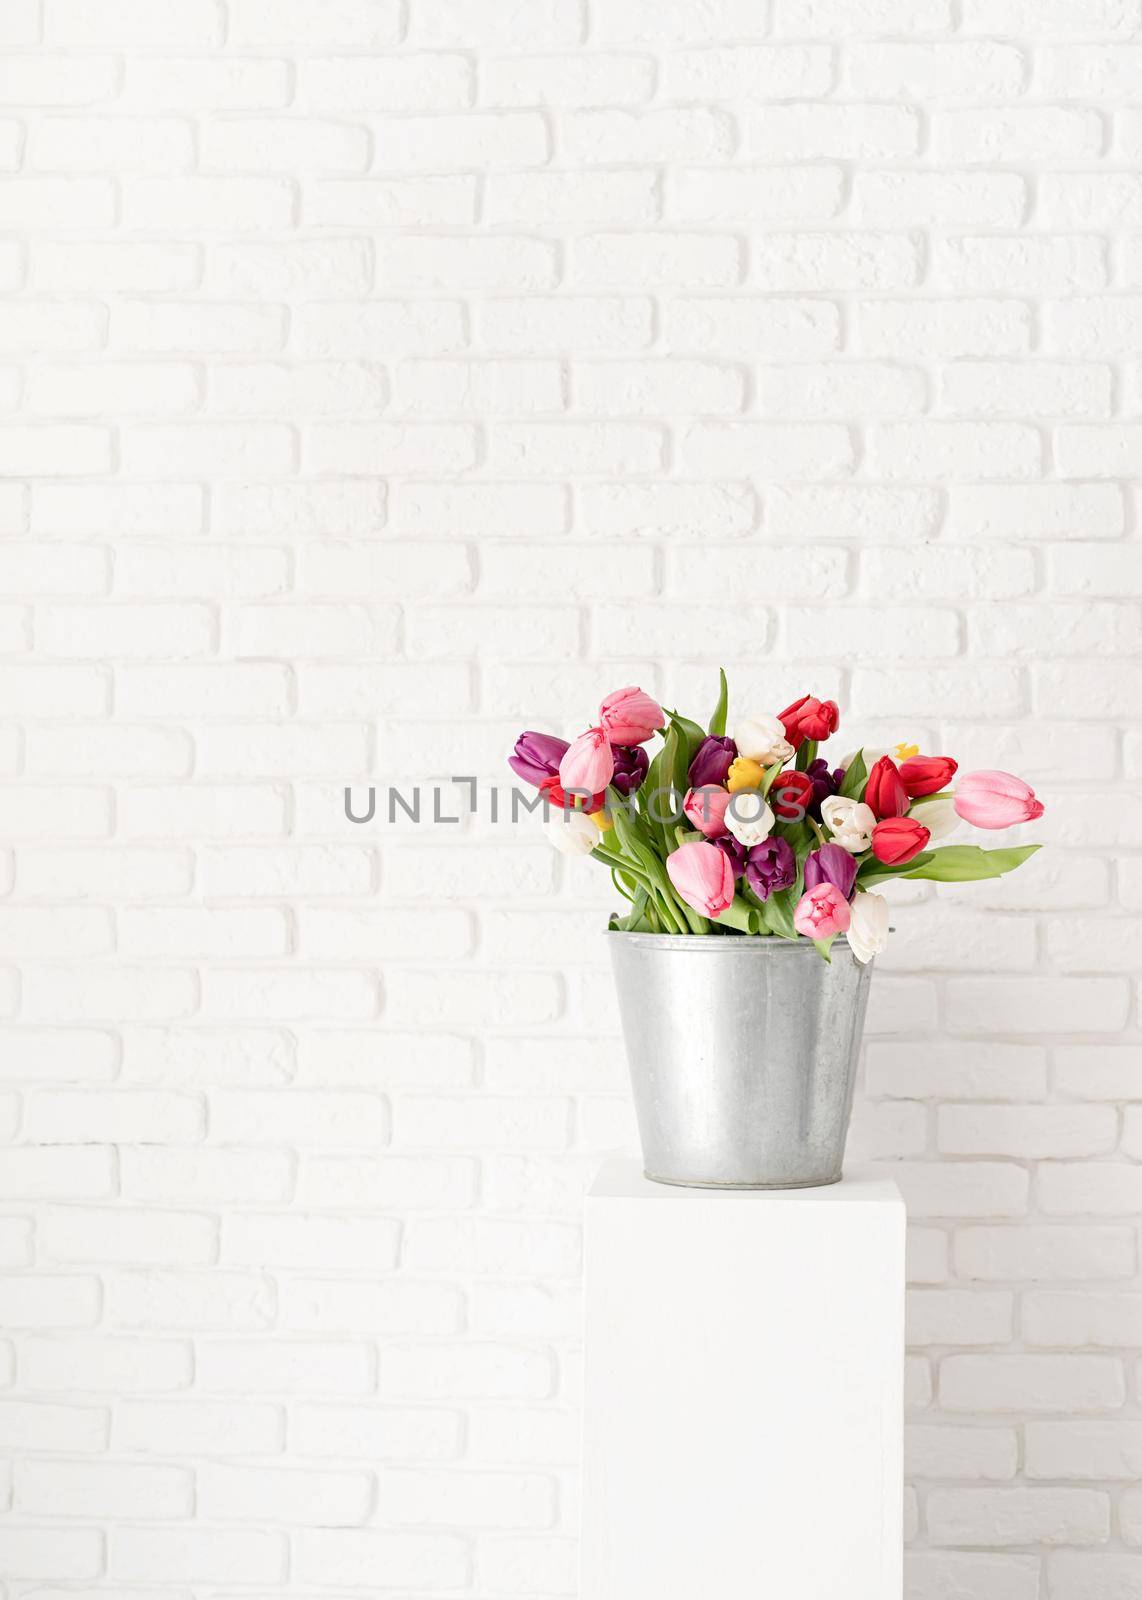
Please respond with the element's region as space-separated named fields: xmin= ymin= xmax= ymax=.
xmin=608 ymin=933 xmax=875 ymax=1189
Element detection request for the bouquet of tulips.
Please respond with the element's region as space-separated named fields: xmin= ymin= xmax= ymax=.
xmin=509 ymin=675 xmax=1044 ymax=962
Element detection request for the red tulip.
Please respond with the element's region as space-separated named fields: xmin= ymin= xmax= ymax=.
xmin=900 ymin=755 xmax=958 ymax=798
xmin=865 ymin=755 xmax=909 ymax=820
xmin=770 ymin=768 xmax=814 ymax=822
xmin=778 ymin=694 xmax=840 ymax=749
xmin=871 ymin=816 xmax=930 ymax=865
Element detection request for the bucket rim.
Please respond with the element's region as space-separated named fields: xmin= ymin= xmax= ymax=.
xmin=607 ymin=930 xmax=859 ymax=953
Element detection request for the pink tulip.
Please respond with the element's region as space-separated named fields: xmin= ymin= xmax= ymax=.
xmin=559 ymin=727 xmax=614 ymax=795
xmin=793 ymin=882 xmax=852 ymax=940
xmin=683 ymin=785 xmax=733 ymax=838
xmin=667 ymin=840 xmax=734 ymax=918
xmin=599 ymin=685 xmax=664 ymax=746
xmin=954 ymin=769 xmax=1044 ymax=830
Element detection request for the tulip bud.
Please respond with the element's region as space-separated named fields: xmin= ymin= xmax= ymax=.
xmin=509 ymin=730 xmax=570 ymax=789
xmin=666 ymin=840 xmax=735 ymax=918
xmin=599 ymin=685 xmax=664 ymax=746
xmin=954 ymin=770 xmax=1044 ymax=830
xmin=610 ymin=743 xmax=649 ymax=797
xmin=725 ymin=790 xmax=775 ymax=849
xmin=870 ymin=816 xmax=930 ymax=865
xmin=865 ymin=755 xmax=910 ymax=820
xmin=688 ymin=734 xmax=737 ymax=789
xmin=779 ymin=694 xmax=840 ymax=749
xmin=803 ymin=842 xmax=857 ymax=901
xmin=733 ymin=714 xmax=794 ymax=766
xmin=770 ymin=768 xmax=814 ymax=822
xmin=793 ymin=882 xmax=851 ymax=940
xmin=847 ymin=892 xmax=890 ymax=964
xmin=683 ymin=785 xmax=732 ymax=838
xmin=726 ymin=756 xmax=765 ymax=793
xmin=559 ymin=727 xmax=614 ymax=795
xmin=900 ymin=754 xmax=957 ymax=798
xmin=745 ymin=837 xmax=795 ymax=902
xmin=545 ymin=809 xmax=600 ymax=857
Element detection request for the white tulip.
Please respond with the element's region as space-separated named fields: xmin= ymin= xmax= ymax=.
xmin=847 ymin=892 xmax=890 ymax=965
xmin=910 ymin=794 xmax=959 ymax=842
xmin=545 ymin=808 xmax=599 ymax=857
xmin=733 ymin=714 xmax=795 ymax=767
xmin=820 ymin=795 xmax=876 ymax=854
xmin=725 ymin=790 xmax=775 ymax=848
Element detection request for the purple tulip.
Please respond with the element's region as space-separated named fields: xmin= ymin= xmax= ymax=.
xmin=509 ymin=730 xmax=570 ymax=788
xmin=805 ymin=758 xmax=845 ymax=819
xmin=745 ymin=837 xmax=796 ymax=902
xmin=712 ymin=834 xmax=749 ymax=881
xmin=803 ymin=842 xmax=857 ymax=901
xmin=688 ymin=734 xmax=737 ymax=789
xmin=611 ymin=743 xmax=649 ymax=797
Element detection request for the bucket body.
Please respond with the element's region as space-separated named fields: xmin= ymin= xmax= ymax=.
xmin=608 ymin=932 xmax=874 ymax=1189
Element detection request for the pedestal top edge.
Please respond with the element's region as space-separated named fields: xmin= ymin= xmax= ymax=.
xmin=588 ymin=1158 xmax=904 ymax=1206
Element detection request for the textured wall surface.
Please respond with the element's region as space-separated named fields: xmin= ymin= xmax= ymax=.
xmin=1 ymin=2 xmax=1141 ymax=1597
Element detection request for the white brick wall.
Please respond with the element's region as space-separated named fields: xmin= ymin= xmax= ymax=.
xmin=0 ymin=2 xmax=1139 ymax=1596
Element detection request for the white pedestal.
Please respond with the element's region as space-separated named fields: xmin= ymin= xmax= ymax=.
xmin=581 ymin=1160 xmax=905 ymax=1600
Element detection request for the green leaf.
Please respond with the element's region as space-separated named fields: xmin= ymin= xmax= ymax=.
xmin=760 ymin=884 xmax=798 ymax=940
xmin=813 ymin=935 xmax=835 ymax=964
xmin=857 ymin=850 xmax=934 ymax=888
xmin=708 ymin=667 xmax=728 ymax=738
xmin=665 ymin=708 xmax=707 ymax=766
xmin=839 ymin=750 xmax=867 ymax=801
xmin=712 ymin=895 xmax=758 ymax=935
xmin=901 ymin=843 xmax=1041 ymax=884
xmin=795 ymin=737 xmax=818 ymax=772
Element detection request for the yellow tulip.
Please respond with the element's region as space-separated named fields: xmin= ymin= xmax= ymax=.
xmin=726 ymin=756 xmax=766 ymax=793
xmin=588 ymin=808 xmax=613 ymax=832
xmin=894 ymin=742 xmax=920 ymax=762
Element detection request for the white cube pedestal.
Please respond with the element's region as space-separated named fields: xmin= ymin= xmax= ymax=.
xmin=582 ymin=1160 xmax=905 ymax=1600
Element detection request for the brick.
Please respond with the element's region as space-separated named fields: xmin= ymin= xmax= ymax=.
xmin=938 ymin=1106 xmax=1117 ymax=1159
xmin=927 ymin=1488 xmax=1109 ymax=1547
xmin=378 ymin=235 xmax=557 ymax=291
xmin=932 ymin=107 xmax=1104 ymax=162
xmin=664 ymin=46 xmax=833 ymax=100
xmin=1027 ymin=1422 xmax=1142 ymax=1481
xmin=110 ymin=1527 xmax=286 ymax=1585
xmin=202 ymin=117 xmax=368 ymax=172
xmin=579 ymin=481 xmax=756 ymax=539
xmin=565 ymin=107 xmax=733 ymax=163
xmin=955 ymin=1226 xmax=1135 ymax=1282
xmin=681 ymin=421 xmax=853 ymax=477
xmin=488 ymin=170 xmax=659 ymax=226
xmin=946 ymin=978 xmax=1129 ymax=1035
xmin=106 ymin=1269 xmax=274 ymax=1331
xmin=115 ymin=1398 xmax=282 ymax=1456
xmin=121 ymin=423 xmax=295 ymax=479
xmin=302 ymin=53 xmax=472 ymax=109
xmin=907 ymin=1290 xmax=1013 ymax=1346
xmin=17 ymin=1460 xmax=191 ymax=1519
xmin=21 ymin=1335 xmax=191 ymax=1392
xmin=1047 ymin=1553 xmax=1142 ymax=1600
xmin=392 ymin=359 xmax=562 ymax=415
xmin=934 ymin=234 xmax=1107 ymax=292
xmin=671 ymin=165 xmax=843 ymax=225
xmin=230 ymin=0 xmax=401 ymax=45
xmin=292 ymin=1402 xmax=462 ymax=1460
xmin=747 ymin=104 xmax=919 ymax=159
xmin=571 ymin=232 xmax=742 ymax=288
xmin=207 ymin=238 xmax=369 ymax=297
xmin=480 ymin=296 xmax=652 ymax=352
xmin=121 ymin=56 xmax=290 ymax=110
xmin=483 ymin=53 xmax=653 ymax=107
xmin=292 ymin=1529 xmax=468 ymax=1590
xmin=374 ymin=111 xmax=547 ymax=170
xmin=889 ymin=1162 xmax=1029 ymax=1218
xmin=0 ymin=300 xmax=106 ymax=352
xmin=849 ymin=42 xmax=1025 ymax=98
xmin=0 ymin=56 xmax=118 ymax=107
xmin=754 ymin=232 xmax=921 ymax=290
xmin=31 ymin=115 xmax=194 ymax=172
xmin=948 ymin=482 xmax=1124 ymax=540
xmin=759 ymin=362 xmax=926 ymax=417
xmin=124 ymin=177 xmax=293 ymax=230
xmin=1047 ymin=300 xmax=1142 ymax=357
xmin=858 ymin=299 xmax=1031 ymax=358
xmin=906 ymin=1426 xmax=1018 ymax=1482
xmin=0 ymin=1528 xmax=103 ymax=1581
